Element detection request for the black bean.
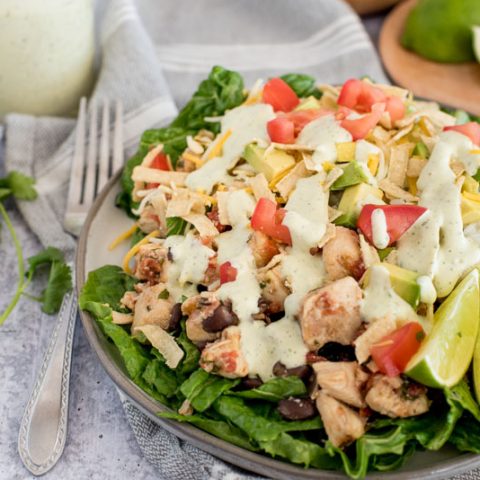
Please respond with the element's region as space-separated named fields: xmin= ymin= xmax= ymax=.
xmin=240 ymin=377 xmax=263 ymax=390
xmin=317 ymin=342 xmax=356 ymax=362
xmin=167 ymin=248 xmax=173 ymax=262
xmin=278 ymin=397 xmax=316 ymax=420
xmin=202 ymin=305 xmax=238 ymax=332
xmin=272 ymin=362 xmax=312 ymax=381
xmin=167 ymin=303 xmax=182 ymax=331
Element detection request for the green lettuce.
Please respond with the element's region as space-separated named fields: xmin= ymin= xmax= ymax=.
xmin=280 ymin=73 xmax=322 ymax=99
xmin=230 ymin=376 xmax=307 ymax=402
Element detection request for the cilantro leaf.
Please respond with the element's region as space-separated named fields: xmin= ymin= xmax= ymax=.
xmin=27 ymin=246 xmax=64 ymax=274
xmin=0 ymin=171 xmax=37 ymax=201
xmin=0 ymin=188 xmax=11 ymax=201
xmin=41 ymin=261 xmax=72 ymax=314
xmin=166 ymin=217 xmax=187 ymax=236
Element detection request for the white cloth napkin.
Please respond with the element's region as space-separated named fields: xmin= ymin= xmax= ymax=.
xmin=4 ymin=0 xmax=439 ymax=479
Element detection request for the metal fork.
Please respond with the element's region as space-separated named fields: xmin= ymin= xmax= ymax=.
xmin=18 ymin=98 xmax=124 ymax=476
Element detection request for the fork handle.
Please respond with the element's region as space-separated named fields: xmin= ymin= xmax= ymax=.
xmin=18 ymin=291 xmax=77 ymax=476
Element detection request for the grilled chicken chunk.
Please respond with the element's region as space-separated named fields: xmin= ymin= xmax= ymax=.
xmin=313 ymin=361 xmax=368 ymax=408
xmin=132 ymin=283 xmax=173 ymax=333
xmin=182 ymin=292 xmax=222 ymax=345
xmin=299 ymin=276 xmax=362 ymax=351
xmin=200 ymin=326 xmax=249 ymax=378
xmin=257 ymin=265 xmax=290 ymax=314
xmin=322 ymin=226 xmax=365 ymax=281
xmin=315 ymin=391 xmax=366 ymax=447
xmin=366 ymin=374 xmax=430 ymax=418
xmin=134 ymin=243 xmax=169 ymax=284
xmin=354 ymin=317 xmax=397 ymax=364
xmin=248 ymin=231 xmax=280 ymax=268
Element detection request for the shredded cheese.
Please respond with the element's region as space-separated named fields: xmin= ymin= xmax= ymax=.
xmin=108 ymin=224 xmax=138 ymax=251
xmin=268 ymin=163 xmax=297 ymax=189
xmin=206 ymin=129 xmax=232 ymax=160
xmin=367 ymin=154 xmax=379 ymax=175
xmin=182 ymin=151 xmax=203 ymax=167
xmin=122 ymin=230 xmax=161 ymax=274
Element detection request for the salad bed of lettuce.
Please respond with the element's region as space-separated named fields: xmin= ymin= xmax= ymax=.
xmin=80 ymin=66 xmax=480 ymax=478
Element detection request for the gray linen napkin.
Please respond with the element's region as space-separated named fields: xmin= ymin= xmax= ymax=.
xmin=7 ymin=0 xmax=469 ymax=479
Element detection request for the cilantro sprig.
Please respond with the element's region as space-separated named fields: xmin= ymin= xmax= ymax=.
xmin=0 ymin=171 xmax=72 ymax=324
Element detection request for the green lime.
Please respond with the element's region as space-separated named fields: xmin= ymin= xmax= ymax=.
xmin=401 ymin=0 xmax=480 ymax=63
xmin=406 ymin=269 xmax=480 ymax=388
xmin=473 ymin=26 xmax=480 ymax=63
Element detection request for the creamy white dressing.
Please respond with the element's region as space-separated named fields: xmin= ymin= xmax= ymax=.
xmin=417 ymin=275 xmax=437 ymax=304
xmin=164 ymin=233 xmax=214 ymax=301
xmin=186 ymin=104 xmax=275 ymax=192
xmin=355 ymin=140 xmax=384 ymax=184
xmin=444 ymin=130 xmax=480 ymax=176
xmin=296 ymin=115 xmax=352 ymax=171
xmin=371 ymin=209 xmax=390 ymax=249
xmin=361 ymin=265 xmax=419 ymax=325
xmin=397 ymin=131 xmax=480 ymax=297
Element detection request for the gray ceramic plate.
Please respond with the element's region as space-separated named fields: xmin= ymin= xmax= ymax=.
xmin=76 ymin=170 xmax=480 ymax=480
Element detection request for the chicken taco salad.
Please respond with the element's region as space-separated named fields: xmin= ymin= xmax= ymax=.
xmin=80 ymin=66 xmax=480 ymax=478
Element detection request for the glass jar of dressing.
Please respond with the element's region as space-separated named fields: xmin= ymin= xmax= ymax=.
xmin=0 ymin=0 xmax=95 ymax=118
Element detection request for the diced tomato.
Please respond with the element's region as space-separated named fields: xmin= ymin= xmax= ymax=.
xmin=371 ymin=322 xmax=425 ymax=377
xmin=219 ymin=261 xmax=237 ymax=284
xmin=338 ymin=78 xmax=386 ymax=113
xmin=263 ymin=78 xmax=300 ymax=112
xmin=340 ymin=103 xmax=385 ymax=140
xmin=267 ymin=117 xmax=295 ymax=144
xmin=284 ymin=108 xmax=332 ymax=135
xmin=385 ymin=95 xmax=406 ymax=123
xmin=251 ymin=198 xmax=292 ymax=245
xmin=357 ymin=204 xmax=427 ymax=247
xmin=146 ymin=152 xmax=170 ymax=189
xmin=444 ymin=122 xmax=480 ymax=146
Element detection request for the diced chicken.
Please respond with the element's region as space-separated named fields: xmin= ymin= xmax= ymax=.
xmin=182 ymin=292 xmax=222 ymax=345
xmin=138 ymin=204 xmax=165 ymax=235
xmin=120 ymin=290 xmax=138 ymax=310
xmin=132 ymin=283 xmax=173 ymax=334
xmin=299 ymin=276 xmax=362 ymax=351
xmin=134 ymin=243 xmax=169 ymax=284
xmin=365 ymin=375 xmax=430 ymax=418
xmin=200 ymin=326 xmax=249 ymax=378
xmin=111 ymin=311 xmax=133 ymax=325
xmin=313 ymin=361 xmax=368 ymax=408
xmin=257 ymin=265 xmax=290 ymax=314
xmin=248 ymin=231 xmax=280 ymax=268
xmin=354 ymin=317 xmax=397 ymax=364
xmin=315 ymin=391 xmax=366 ymax=447
xmin=322 ymin=227 xmax=365 ymax=281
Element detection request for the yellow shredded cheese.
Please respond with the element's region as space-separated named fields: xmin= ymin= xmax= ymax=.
xmin=367 ymin=154 xmax=380 ymax=175
xmin=243 ymin=94 xmax=262 ymax=106
xmin=108 ymin=224 xmax=138 ymax=251
xmin=470 ymin=149 xmax=480 ymax=155
xmin=183 ymin=151 xmax=203 ymax=167
xmin=407 ymin=176 xmax=418 ymax=196
xmin=463 ymin=191 xmax=480 ymax=203
xmin=122 ymin=230 xmax=161 ymax=274
xmin=323 ymin=162 xmax=335 ymax=172
xmin=268 ymin=163 xmax=296 ymax=189
xmin=207 ymin=129 xmax=232 ymax=160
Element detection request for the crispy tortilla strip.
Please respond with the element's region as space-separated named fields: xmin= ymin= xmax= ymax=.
xmin=166 ymin=189 xmax=204 ymax=218
xmin=132 ymin=166 xmax=188 ymax=186
xmin=359 ymin=234 xmax=380 ymax=269
xmin=376 ymin=84 xmax=409 ymax=100
xmin=318 ymin=223 xmax=336 ymax=249
xmin=388 ymin=125 xmax=414 ymax=145
xmin=372 ymin=125 xmax=392 ymax=144
xmin=141 ymin=144 xmax=164 ymax=167
xmin=328 ymin=206 xmax=342 ymax=223
xmin=420 ymin=134 xmax=437 ymax=153
xmin=275 ymin=161 xmax=309 ymax=199
xmin=387 ymin=144 xmax=411 ymax=187
xmin=379 ymin=179 xmax=419 ymax=202
xmin=396 ymin=104 xmax=455 ymax=130
xmin=325 ymin=167 xmax=344 ymax=190
xmin=135 ymin=325 xmax=184 ymax=368
xmin=249 ymin=173 xmax=275 ymax=202
xmin=216 ymin=191 xmax=231 ymax=226
xmin=451 ymin=161 xmax=465 ymax=177
xmin=111 ymin=312 xmax=134 ymax=325
xmin=183 ymin=213 xmax=219 ymax=238
xmin=407 ymin=156 xmax=427 ymax=178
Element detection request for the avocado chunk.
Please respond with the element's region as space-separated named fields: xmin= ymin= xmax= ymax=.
xmin=336 ymin=142 xmax=356 ymax=163
xmin=364 ymin=263 xmax=420 ymax=308
xmin=461 ymin=193 xmax=480 ymax=225
xmin=334 ymin=183 xmax=383 ymax=228
xmin=294 ymin=96 xmax=321 ymax=111
xmin=412 ymin=141 xmax=429 ymax=159
xmin=331 ymin=162 xmax=369 ymax=191
xmin=243 ymin=144 xmax=295 ymax=182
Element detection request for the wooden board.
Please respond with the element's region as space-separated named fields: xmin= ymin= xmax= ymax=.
xmin=379 ymin=0 xmax=480 ymax=116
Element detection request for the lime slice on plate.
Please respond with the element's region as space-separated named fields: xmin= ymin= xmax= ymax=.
xmin=406 ymin=269 xmax=480 ymax=388
xmin=473 ymin=26 xmax=480 ymax=63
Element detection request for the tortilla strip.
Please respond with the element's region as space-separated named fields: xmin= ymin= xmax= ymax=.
xmin=359 ymin=234 xmax=380 ymax=269
xmin=387 ymin=144 xmax=411 ymax=187
xmin=132 ymin=166 xmax=188 ymax=186
xmin=183 ymin=213 xmax=219 ymax=238
xmin=379 ymin=179 xmax=419 ymax=202
xmin=166 ymin=189 xmax=204 ymax=218
xmin=407 ymin=156 xmax=427 ymax=178
xmin=275 ymin=161 xmax=309 ymax=199
xmin=328 ymin=206 xmax=342 ymax=223
xmin=135 ymin=325 xmax=184 ymax=368
xmin=141 ymin=144 xmax=164 ymax=167
xmin=216 ymin=191 xmax=231 ymax=226
xmin=249 ymin=173 xmax=275 ymax=202
xmin=111 ymin=312 xmax=133 ymax=325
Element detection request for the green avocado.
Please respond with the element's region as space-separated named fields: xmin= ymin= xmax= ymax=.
xmin=243 ymin=144 xmax=295 ymax=182
xmin=294 ymin=96 xmax=321 ymax=111
xmin=364 ymin=263 xmax=421 ymax=308
xmin=412 ymin=141 xmax=429 ymax=159
xmin=331 ymin=162 xmax=370 ymax=191
xmin=334 ymin=183 xmax=383 ymax=228
xmin=401 ymin=0 xmax=480 ymax=63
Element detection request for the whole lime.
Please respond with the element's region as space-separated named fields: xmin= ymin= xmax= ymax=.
xmin=401 ymin=0 xmax=480 ymax=63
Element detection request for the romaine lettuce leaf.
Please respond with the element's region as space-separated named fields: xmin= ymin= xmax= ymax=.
xmin=231 ymin=376 xmax=307 ymax=402
xmin=280 ymin=73 xmax=322 ymax=99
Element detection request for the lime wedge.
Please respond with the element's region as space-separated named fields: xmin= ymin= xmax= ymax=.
xmin=473 ymin=26 xmax=480 ymax=63
xmin=474 ymin=326 xmax=480 ymax=402
xmin=406 ymin=269 xmax=480 ymax=388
